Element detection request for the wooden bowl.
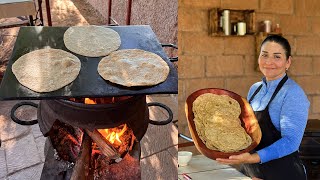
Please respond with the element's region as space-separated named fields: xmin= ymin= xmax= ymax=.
xmin=185 ymin=88 xmax=262 ymax=160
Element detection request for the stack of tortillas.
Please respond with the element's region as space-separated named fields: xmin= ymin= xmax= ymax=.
xmin=12 ymin=48 xmax=81 ymax=93
xmin=97 ymin=49 xmax=170 ymax=87
xmin=63 ymin=25 xmax=121 ymax=57
xmin=192 ymin=93 xmax=252 ymax=152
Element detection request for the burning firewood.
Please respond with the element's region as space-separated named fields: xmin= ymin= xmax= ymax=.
xmin=71 ymin=133 xmax=92 ymax=180
xmin=85 ymin=129 xmax=122 ymax=161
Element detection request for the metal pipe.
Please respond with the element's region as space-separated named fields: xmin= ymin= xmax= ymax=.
xmin=126 ymin=0 xmax=132 ymax=25
xmin=178 ymin=133 xmax=193 ymax=142
xmin=37 ymin=0 xmax=44 ymax=25
xmin=45 ymin=0 xmax=52 ymax=26
xmin=108 ymin=0 xmax=112 ymax=25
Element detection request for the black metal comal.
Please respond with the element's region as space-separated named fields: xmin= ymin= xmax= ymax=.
xmin=0 ymin=26 xmax=178 ymax=100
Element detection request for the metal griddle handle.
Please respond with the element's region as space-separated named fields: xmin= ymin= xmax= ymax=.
xmin=161 ymin=43 xmax=178 ymax=62
xmin=10 ymin=101 xmax=38 ymax=125
xmin=147 ymin=102 xmax=173 ymax=125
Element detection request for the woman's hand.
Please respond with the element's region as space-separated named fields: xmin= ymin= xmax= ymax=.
xmin=216 ymin=152 xmax=261 ymax=165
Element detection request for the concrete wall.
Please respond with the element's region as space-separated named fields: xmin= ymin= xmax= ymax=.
xmin=85 ymin=0 xmax=177 ymax=50
xmin=179 ymin=0 xmax=320 ymax=151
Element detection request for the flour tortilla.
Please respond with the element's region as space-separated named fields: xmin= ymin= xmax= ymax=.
xmin=192 ymin=93 xmax=252 ymax=152
xmin=192 ymin=93 xmax=241 ymax=126
xmin=12 ymin=48 xmax=81 ymax=93
xmin=98 ymin=49 xmax=170 ymax=87
xmin=63 ymin=25 xmax=121 ymax=57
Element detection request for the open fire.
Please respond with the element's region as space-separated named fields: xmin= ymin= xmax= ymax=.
xmin=98 ymin=124 xmax=128 ymax=146
xmin=82 ymin=98 xmax=133 ymax=148
xmin=40 ymin=97 xmax=142 ymax=180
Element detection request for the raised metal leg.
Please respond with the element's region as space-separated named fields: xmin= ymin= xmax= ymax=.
xmin=29 ymin=15 xmax=34 ymax=26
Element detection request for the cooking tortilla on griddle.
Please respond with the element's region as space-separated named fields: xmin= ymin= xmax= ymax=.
xmin=97 ymin=49 xmax=170 ymax=87
xmin=12 ymin=48 xmax=81 ymax=93
xmin=63 ymin=25 xmax=121 ymax=57
xmin=192 ymin=93 xmax=252 ymax=152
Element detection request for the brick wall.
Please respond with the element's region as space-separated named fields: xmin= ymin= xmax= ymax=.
xmin=85 ymin=0 xmax=177 ymax=49
xmin=179 ymin=0 xmax=320 ymax=152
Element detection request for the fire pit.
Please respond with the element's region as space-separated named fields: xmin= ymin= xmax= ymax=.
xmin=9 ymin=96 xmax=173 ymax=179
xmin=38 ymin=96 xmax=150 ymax=179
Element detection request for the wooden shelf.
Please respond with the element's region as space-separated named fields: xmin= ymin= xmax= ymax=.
xmin=209 ymin=8 xmax=256 ymax=36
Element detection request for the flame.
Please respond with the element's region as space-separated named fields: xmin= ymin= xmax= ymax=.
xmin=98 ymin=124 xmax=128 ymax=146
xmin=85 ymin=98 xmax=96 ymax=104
xmin=84 ymin=98 xmax=128 ymax=146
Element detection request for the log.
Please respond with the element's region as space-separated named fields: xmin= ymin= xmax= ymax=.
xmin=71 ymin=132 xmax=92 ymax=180
xmin=85 ymin=129 xmax=121 ymax=160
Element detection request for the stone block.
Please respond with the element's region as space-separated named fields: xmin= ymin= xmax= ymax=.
xmin=296 ymin=36 xmax=320 ymax=56
xmin=181 ymin=32 xmax=224 ymax=56
xmin=179 ymin=0 xmax=220 ymax=9
xmin=308 ymin=113 xmax=320 ymax=120
xmin=178 ymin=79 xmax=185 ymax=102
xmin=226 ymin=77 xmax=261 ymax=97
xmin=313 ymin=57 xmax=320 ymax=75
xmin=305 ymin=0 xmax=320 ymax=16
xmin=0 ymin=149 xmax=6 ymax=178
xmin=260 ymin=0 xmax=293 ymax=14
xmin=206 ymin=55 xmax=244 ymax=77
xmin=140 ymin=123 xmax=177 ymax=158
xmin=296 ymin=0 xmax=306 ymax=16
xmin=289 ymin=57 xmax=313 ymax=76
xmin=4 ymin=133 xmax=41 ymax=174
xmin=184 ymin=78 xmax=225 ymax=98
xmin=167 ymin=146 xmax=178 ymax=162
xmin=141 ymin=151 xmax=178 ymax=180
xmin=221 ymin=0 xmax=259 ymax=10
xmin=7 ymin=163 xmax=43 ymax=180
xmin=178 ymin=101 xmax=187 ymax=128
xmin=0 ymin=102 xmax=30 ymax=141
xmin=224 ymin=36 xmax=255 ymax=55
xmin=35 ymin=136 xmax=46 ymax=163
xmin=295 ymin=76 xmax=320 ymax=94
xmin=312 ymin=96 xmax=320 ymax=113
xmin=244 ymin=55 xmax=260 ymax=76
xmin=279 ymin=16 xmax=308 ymax=35
xmin=179 ymin=7 xmax=208 ymax=32
xmin=31 ymin=124 xmax=43 ymax=139
xmin=179 ymin=55 xmax=205 ymax=78
xmin=310 ymin=17 xmax=320 ymax=34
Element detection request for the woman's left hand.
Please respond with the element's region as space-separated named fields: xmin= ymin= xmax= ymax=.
xmin=216 ymin=153 xmax=260 ymax=165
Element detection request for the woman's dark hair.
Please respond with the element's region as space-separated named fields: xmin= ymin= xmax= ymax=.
xmin=261 ymin=35 xmax=291 ymax=59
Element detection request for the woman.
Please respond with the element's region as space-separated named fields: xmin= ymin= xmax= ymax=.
xmin=216 ymin=35 xmax=310 ymax=180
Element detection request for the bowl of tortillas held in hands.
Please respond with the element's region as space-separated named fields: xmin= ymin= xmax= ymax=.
xmin=185 ymin=88 xmax=262 ymax=160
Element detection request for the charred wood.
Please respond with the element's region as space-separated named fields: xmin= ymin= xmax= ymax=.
xmin=71 ymin=132 xmax=92 ymax=180
xmin=85 ymin=129 xmax=121 ymax=160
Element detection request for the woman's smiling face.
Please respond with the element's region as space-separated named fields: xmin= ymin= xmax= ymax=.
xmin=258 ymin=41 xmax=291 ymax=81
